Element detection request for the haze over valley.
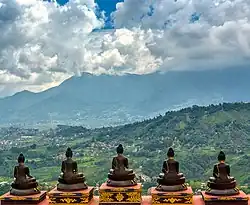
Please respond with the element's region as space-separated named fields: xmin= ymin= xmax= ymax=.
xmin=0 ymin=68 xmax=249 ymax=127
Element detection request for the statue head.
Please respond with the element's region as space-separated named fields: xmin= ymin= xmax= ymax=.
xmin=18 ymin=153 xmax=25 ymax=163
xmin=116 ymin=144 xmax=124 ymax=154
xmin=218 ymin=151 xmax=226 ymax=161
xmin=167 ymin=148 xmax=175 ymax=158
xmin=66 ymin=147 xmax=73 ymax=158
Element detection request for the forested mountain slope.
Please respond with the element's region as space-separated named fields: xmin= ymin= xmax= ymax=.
xmin=1 ymin=102 xmax=250 ymax=194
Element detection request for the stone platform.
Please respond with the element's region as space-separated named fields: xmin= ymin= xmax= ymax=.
xmin=48 ymin=186 xmax=94 ymax=204
xmin=99 ymin=183 xmax=142 ymax=205
xmin=201 ymin=191 xmax=249 ymax=205
xmin=0 ymin=191 xmax=46 ymax=205
xmin=151 ymin=186 xmax=193 ymax=204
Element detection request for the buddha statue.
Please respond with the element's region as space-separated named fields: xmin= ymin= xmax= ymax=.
xmin=57 ymin=148 xmax=87 ymax=191
xmin=205 ymin=151 xmax=239 ymax=196
xmin=10 ymin=153 xmax=40 ymax=196
xmin=156 ymin=148 xmax=187 ymax=191
xmin=107 ymin=144 xmax=137 ymax=187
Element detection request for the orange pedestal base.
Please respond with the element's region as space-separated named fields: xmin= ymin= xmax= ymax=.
xmin=151 ymin=186 xmax=193 ymax=205
xmin=201 ymin=191 xmax=249 ymax=205
xmin=0 ymin=191 xmax=46 ymax=205
xmin=48 ymin=187 xmax=94 ymax=204
xmin=3 ymin=195 xmax=249 ymax=205
xmin=99 ymin=183 xmax=142 ymax=205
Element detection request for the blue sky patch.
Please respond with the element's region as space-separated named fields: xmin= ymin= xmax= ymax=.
xmin=50 ymin=0 xmax=123 ymax=28
xmin=190 ymin=12 xmax=200 ymax=23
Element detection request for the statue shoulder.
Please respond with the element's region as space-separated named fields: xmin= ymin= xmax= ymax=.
xmin=112 ymin=156 xmax=118 ymax=162
xmin=167 ymin=159 xmax=176 ymax=163
xmin=216 ymin=163 xmax=227 ymax=168
xmin=213 ymin=163 xmax=218 ymax=168
xmin=66 ymin=158 xmax=74 ymax=163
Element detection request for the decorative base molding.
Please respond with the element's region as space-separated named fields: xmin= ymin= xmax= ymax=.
xmin=99 ymin=183 xmax=142 ymax=205
xmin=48 ymin=186 xmax=94 ymax=204
xmin=151 ymin=186 xmax=193 ymax=205
xmin=0 ymin=191 xmax=46 ymax=205
xmin=201 ymin=191 xmax=249 ymax=205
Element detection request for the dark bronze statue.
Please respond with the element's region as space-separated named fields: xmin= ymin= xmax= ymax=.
xmin=57 ymin=148 xmax=87 ymax=191
xmin=10 ymin=154 xmax=40 ymax=196
xmin=206 ymin=151 xmax=239 ymax=195
xmin=156 ymin=148 xmax=187 ymax=191
xmin=107 ymin=144 xmax=137 ymax=187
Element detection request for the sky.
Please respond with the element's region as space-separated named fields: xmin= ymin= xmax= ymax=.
xmin=0 ymin=0 xmax=250 ymax=97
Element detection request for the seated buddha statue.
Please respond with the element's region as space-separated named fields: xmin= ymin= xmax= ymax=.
xmin=156 ymin=148 xmax=187 ymax=191
xmin=107 ymin=144 xmax=137 ymax=187
xmin=10 ymin=153 xmax=40 ymax=196
xmin=57 ymin=148 xmax=87 ymax=191
xmin=205 ymin=151 xmax=239 ymax=196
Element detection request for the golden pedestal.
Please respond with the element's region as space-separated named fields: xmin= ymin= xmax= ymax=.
xmin=151 ymin=187 xmax=193 ymax=205
xmin=0 ymin=191 xmax=47 ymax=205
xmin=201 ymin=191 xmax=249 ymax=205
xmin=99 ymin=183 xmax=142 ymax=205
xmin=48 ymin=187 xmax=94 ymax=204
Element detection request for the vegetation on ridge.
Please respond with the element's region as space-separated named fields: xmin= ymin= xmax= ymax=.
xmin=1 ymin=102 xmax=250 ymax=194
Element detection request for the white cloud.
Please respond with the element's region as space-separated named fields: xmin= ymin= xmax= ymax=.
xmin=0 ymin=0 xmax=104 ymax=94
xmin=0 ymin=0 xmax=250 ymax=96
xmin=112 ymin=0 xmax=250 ymax=70
xmin=83 ymin=29 xmax=162 ymax=74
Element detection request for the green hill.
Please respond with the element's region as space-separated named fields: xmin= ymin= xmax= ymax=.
xmin=1 ymin=102 xmax=250 ymax=194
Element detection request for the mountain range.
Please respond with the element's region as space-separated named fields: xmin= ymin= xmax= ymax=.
xmin=0 ymin=67 xmax=249 ymax=127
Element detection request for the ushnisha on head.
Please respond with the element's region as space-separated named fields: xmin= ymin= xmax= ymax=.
xmin=167 ymin=147 xmax=175 ymax=158
xmin=218 ymin=151 xmax=226 ymax=162
xmin=66 ymin=147 xmax=73 ymax=158
xmin=116 ymin=144 xmax=124 ymax=154
xmin=18 ymin=153 xmax=25 ymax=163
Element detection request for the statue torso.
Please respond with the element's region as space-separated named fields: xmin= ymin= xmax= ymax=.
xmin=113 ymin=155 xmax=128 ymax=171
xmin=216 ymin=163 xmax=229 ymax=179
xmin=62 ymin=158 xmax=77 ymax=175
xmin=165 ymin=159 xmax=178 ymax=173
xmin=15 ymin=165 xmax=29 ymax=182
